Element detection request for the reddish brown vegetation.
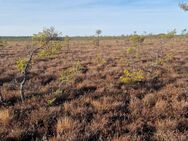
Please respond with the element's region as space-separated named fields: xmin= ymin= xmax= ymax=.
xmin=0 ymin=37 xmax=187 ymax=141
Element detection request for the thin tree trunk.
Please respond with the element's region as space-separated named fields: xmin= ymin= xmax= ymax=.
xmin=20 ymin=48 xmax=39 ymax=102
xmin=0 ymin=90 xmax=4 ymax=103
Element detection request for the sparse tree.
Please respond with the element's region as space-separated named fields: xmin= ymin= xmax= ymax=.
xmin=181 ymin=28 xmax=187 ymax=35
xmin=158 ymin=29 xmax=176 ymax=59
xmin=179 ymin=2 xmax=188 ymax=11
xmin=42 ymin=26 xmax=62 ymax=40
xmin=95 ymin=29 xmax=102 ymax=47
xmin=16 ymin=27 xmax=62 ymax=102
xmin=64 ymin=36 xmax=71 ymax=51
xmin=129 ymin=34 xmax=145 ymax=60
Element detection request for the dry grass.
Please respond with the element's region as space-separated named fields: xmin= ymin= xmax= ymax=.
xmin=155 ymin=100 xmax=169 ymax=115
xmin=143 ymin=93 xmax=157 ymax=107
xmin=0 ymin=109 xmax=10 ymax=126
xmin=91 ymin=96 xmax=122 ymax=111
xmin=56 ymin=116 xmax=77 ymax=134
xmin=0 ymin=37 xmax=188 ymax=140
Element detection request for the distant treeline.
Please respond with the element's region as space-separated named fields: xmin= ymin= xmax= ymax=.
xmin=0 ymin=36 xmax=130 ymax=41
xmin=0 ymin=35 xmax=139 ymax=41
xmin=0 ymin=36 xmax=32 ymax=41
xmin=0 ymin=34 xmax=183 ymax=41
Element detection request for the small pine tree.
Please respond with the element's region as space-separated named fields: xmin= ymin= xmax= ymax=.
xmin=179 ymin=3 xmax=188 ymax=11
xmin=17 ymin=27 xmax=62 ymax=102
xmin=95 ymin=29 xmax=102 ymax=47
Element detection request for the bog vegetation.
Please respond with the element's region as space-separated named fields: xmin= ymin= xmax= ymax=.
xmin=0 ymin=4 xmax=187 ymax=141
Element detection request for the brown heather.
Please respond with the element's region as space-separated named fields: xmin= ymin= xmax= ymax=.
xmin=0 ymin=37 xmax=188 ymax=140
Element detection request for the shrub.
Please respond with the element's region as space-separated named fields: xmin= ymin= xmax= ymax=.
xmin=129 ymin=34 xmax=145 ymax=45
xmin=120 ymin=69 xmax=144 ymax=84
xmin=60 ymin=61 xmax=81 ymax=84
xmin=127 ymin=46 xmax=136 ymax=54
xmin=64 ymin=36 xmax=70 ymax=48
xmin=0 ymin=40 xmax=7 ymax=48
xmin=95 ymin=54 xmax=106 ymax=65
xmin=157 ymin=30 xmax=176 ymax=60
xmin=160 ymin=30 xmax=176 ymax=40
xmin=32 ymin=26 xmax=61 ymax=47
xmin=154 ymin=53 xmax=173 ymax=65
xmin=37 ymin=41 xmax=62 ymax=58
xmin=32 ymin=32 xmax=49 ymax=47
xmin=128 ymin=34 xmax=145 ymax=62
xmin=38 ymin=50 xmax=49 ymax=58
xmin=0 ymin=41 xmax=4 ymax=47
xmin=60 ymin=68 xmax=75 ymax=83
xmin=16 ymin=58 xmax=28 ymax=73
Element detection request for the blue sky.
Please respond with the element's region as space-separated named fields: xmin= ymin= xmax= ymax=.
xmin=0 ymin=0 xmax=187 ymax=36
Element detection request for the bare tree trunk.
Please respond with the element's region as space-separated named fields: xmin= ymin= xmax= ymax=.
xmin=97 ymin=35 xmax=100 ymax=47
xmin=20 ymin=48 xmax=39 ymax=102
xmin=0 ymin=90 xmax=4 ymax=103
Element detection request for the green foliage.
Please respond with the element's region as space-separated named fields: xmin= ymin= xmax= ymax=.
xmin=60 ymin=61 xmax=81 ymax=84
xmin=37 ymin=41 xmax=62 ymax=58
xmin=155 ymin=53 xmax=173 ymax=65
xmin=95 ymin=54 xmax=106 ymax=65
xmin=0 ymin=41 xmax=4 ymax=47
xmin=64 ymin=36 xmax=70 ymax=46
xmin=119 ymin=57 xmax=128 ymax=66
xmin=0 ymin=40 xmax=7 ymax=48
xmin=164 ymin=53 xmax=173 ymax=61
xmin=47 ymin=98 xmax=56 ymax=106
xmin=50 ymin=41 xmax=62 ymax=54
xmin=16 ymin=58 xmax=28 ymax=73
xmin=32 ymin=26 xmax=61 ymax=48
xmin=128 ymin=34 xmax=145 ymax=60
xmin=38 ymin=50 xmax=49 ymax=58
xmin=127 ymin=47 xmax=136 ymax=54
xmin=160 ymin=30 xmax=176 ymax=40
xmin=32 ymin=32 xmax=49 ymax=47
xmin=60 ymin=69 xmax=74 ymax=83
xmin=129 ymin=34 xmax=145 ymax=45
xmin=120 ymin=69 xmax=144 ymax=84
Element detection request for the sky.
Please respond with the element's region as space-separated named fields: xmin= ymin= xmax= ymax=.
xmin=0 ymin=0 xmax=188 ymax=36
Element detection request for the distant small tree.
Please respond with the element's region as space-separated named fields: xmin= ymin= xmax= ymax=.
xmin=64 ymin=36 xmax=71 ymax=50
xmin=179 ymin=2 xmax=188 ymax=11
xmin=129 ymin=34 xmax=145 ymax=60
xmin=158 ymin=29 xmax=176 ymax=58
xmin=95 ymin=29 xmax=102 ymax=47
xmin=181 ymin=29 xmax=187 ymax=35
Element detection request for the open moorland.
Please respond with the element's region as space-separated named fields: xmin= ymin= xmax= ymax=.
xmin=0 ymin=36 xmax=188 ymax=141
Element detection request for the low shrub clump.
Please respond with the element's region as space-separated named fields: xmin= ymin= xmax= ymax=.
xmin=60 ymin=61 xmax=81 ymax=84
xmin=16 ymin=58 xmax=28 ymax=73
xmin=120 ymin=69 xmax=144 ymax=84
